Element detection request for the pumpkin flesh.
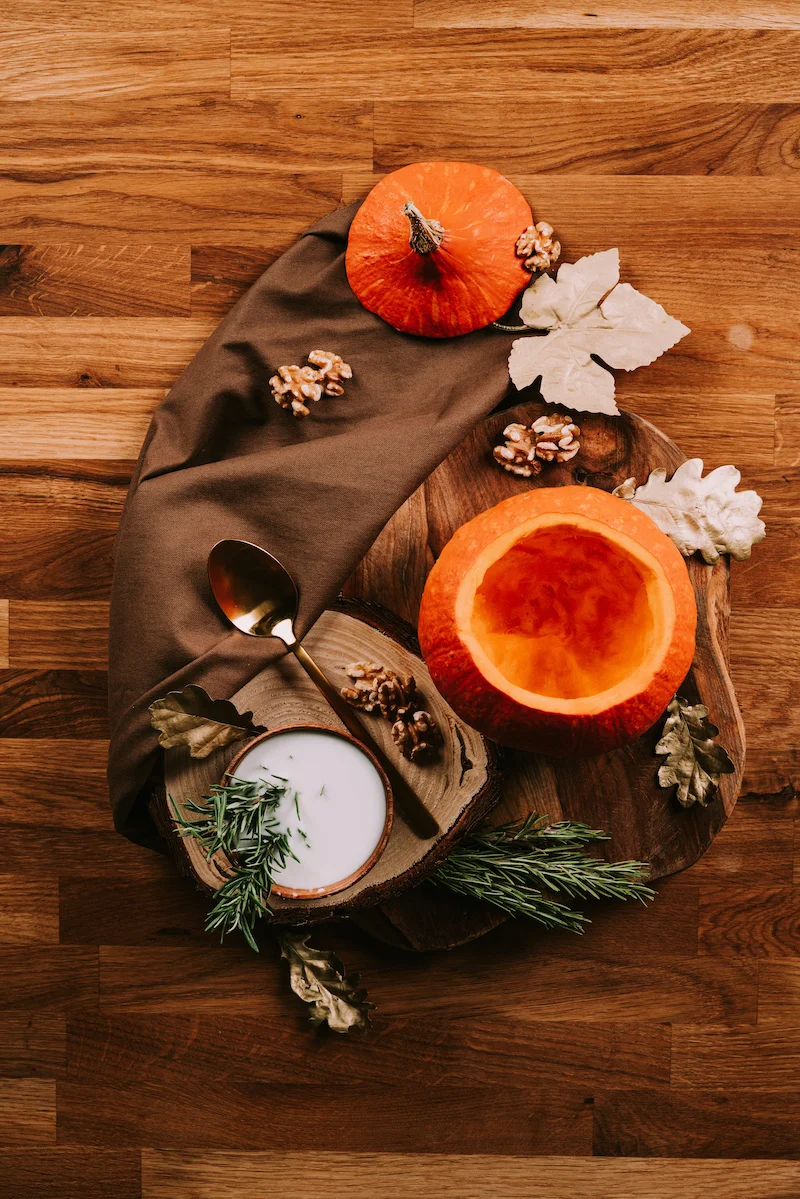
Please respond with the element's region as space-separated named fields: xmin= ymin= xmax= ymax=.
xmin=419 ymin=487 xmax=697 ymax=756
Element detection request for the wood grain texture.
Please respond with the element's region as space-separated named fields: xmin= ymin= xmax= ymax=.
xmin=0 ymin=461 xmax=130 ymax=600
xmin=0 ymin=601 xmax=7 ymax=669
xmin=96 ymin=941 xmax=757 ymax=1023
xmin=0 ymin=245 xmax=190 ymax=317
xmin=0 ymin=1149 xmax=140 ymax=1199
xmin=191 ymin=246 xmax=286 ymax=316
xmin=9 ymin=602 xmax=109 ymax=667
xmin=233 ymin=31 xmax=800 ymax=102
xmin=375 ymin=101 xmax=800 ymax=176
xmin=0 ymin=98 xmax=372 ymax=171
xmin=414 ymin=1 xmax=800 ymax=29
xmin=0 ymin=390 xmax=160 ymax=458
xmin=672 ymin=1024 xmax=800 ymax=1090
xmin=699 ymin=884 xmax=800 ymax=956
xmin=0 ymin=876 xmax=58 ymax=944
xmin=758 ymin=960 xmax=800 ymax=1023
xmin=0 ymin=1014 xmax=66 ymax=1078
xmin=0 ymin=171 xmax=341 ymax=242
xmin=141 ymin=1151 xmax=800 ymax=1199
xmin=62 ymin=1010 xmax=670 ymax=1090
xmin=0 ymin=948 xmax=98 ymax=1010
xmin=0 ymin=1078 xmax=56 ymax=1144
xmin=0 ymin=30 xmax=229 ymax=101
xmin=593 ymin=1089 xmax=800 ymax=1158
xmin=0 ymin=4 xmax=798 ymax=1193
xmin=61 ymin=1073 xmax=593 ymax=1154
xmin=0 ymin=319 xmax=213 ymax=387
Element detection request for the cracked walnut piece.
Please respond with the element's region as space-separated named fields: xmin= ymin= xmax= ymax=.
xmin=341 ymin=661 xmax=416 ymax=721
xmin=342 ymin=661 xmax=442 ymax=761
xmin=515 ymin=222 xmax=561 ymax=272
xmin=531 ymin=412 xmax=581 ymax=462
xmin=392 ymin=709 xmax=442 ymax=763
xmin=269 ymin=350 xmax=353 ymax=417
xmin=308 ymin=350 xmax=353 ymax=396
xmin=493 ymin=414 xmax=581 ymax=477
xmin=269 ymin=364 xmax=323 ymax=418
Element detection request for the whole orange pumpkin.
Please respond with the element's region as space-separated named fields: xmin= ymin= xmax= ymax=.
xmin=345 ymin=161 xmax=533 ymax=339
xmin=418 ymin=486 xmax=697 ymax=757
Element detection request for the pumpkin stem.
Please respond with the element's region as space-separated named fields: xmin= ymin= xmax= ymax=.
xmin=492 ymin=320 xmax=530 ymax=332
xmin=404 ymin=201 xmax=444 ymax=255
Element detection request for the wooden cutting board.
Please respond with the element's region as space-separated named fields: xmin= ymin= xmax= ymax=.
xmin=343 ymin=398 xmax=745 ymax=951
xmin=157 ymin=599 xmax=502 ymax=922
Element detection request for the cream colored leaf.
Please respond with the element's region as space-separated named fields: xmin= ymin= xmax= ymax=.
xmin=591 ymin=283 xmax=691 ymax=370
xmin=279 ymin=930 xmax=374 ymax=1033
xmin=612 ymin=458 xmax=766 ymax=563
xmin=149 ymin=684 xmax=265 ymax=759
xmin=519 ymin=248 xmax=620 ymax=328
xmin=509 ymin=248 xmax=690 ymax=415
xmin=509 ymin=325 xmax=618 ymax=414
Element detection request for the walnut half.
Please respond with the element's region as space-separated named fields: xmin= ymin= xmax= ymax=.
xmin=515 ymin=222 xmax=561 ymax=272
xmin=341 ymin=661 xmax=416 ymax=721
xmin=493 ymin=414 xmax=580 ymax=476
xmin=269 ymin=350 xmax=353 ymax=418
xmin=391 ymin=709 xmax=442 ymax=763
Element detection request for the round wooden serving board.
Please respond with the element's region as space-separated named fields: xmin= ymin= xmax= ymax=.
xmin=343 ymin=398 xmax=745 ymax=950
xmin=160 ymin=398 xmax=745 ymax=952
xmin=161 ymin=598 xmax=502 ymax=923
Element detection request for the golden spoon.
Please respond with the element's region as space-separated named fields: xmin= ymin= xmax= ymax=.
xmin=207 ymin=539 xmax=439 ymax=840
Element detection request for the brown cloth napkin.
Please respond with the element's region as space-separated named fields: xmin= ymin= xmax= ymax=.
xmin=108 ymin=201 xmax=516 ymax=847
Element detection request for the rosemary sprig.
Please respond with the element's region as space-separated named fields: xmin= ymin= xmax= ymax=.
xmin=432 ymin=814 xmax=654 ymax=933
xmin=171 ymin=774 xmax=297 ymax=952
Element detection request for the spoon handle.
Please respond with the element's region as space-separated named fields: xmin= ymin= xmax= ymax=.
xmin=292 ymin=643 xmax=440 ymax=840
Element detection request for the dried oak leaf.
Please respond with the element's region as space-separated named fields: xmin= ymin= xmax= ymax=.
xmin=149 ymin=684 xmax=265 ymax=759
xmin=613 ymin=459 xmax=766 ymax=564
xmin=508 ymin=248 xmax=690 ymax=415
xmin=656 ymin=696 xmax=735 ymax=808
xmin=279 ymin=930 xmax=374 ymax=1033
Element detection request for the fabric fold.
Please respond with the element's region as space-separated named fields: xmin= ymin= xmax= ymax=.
xmin=108 ymin=201 xmax=516 ymax=846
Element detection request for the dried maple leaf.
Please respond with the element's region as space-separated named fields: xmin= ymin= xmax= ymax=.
xmin=613 ymin=459 xmax=766 ymax=564
xmin=149 ymin=684 xmax=264 ymax=759
xmin=279 ymin=930 xmax=374 ymax=1033
xmin=508 ymin=248 xmax=690 ymax=415
xmin=656 ymin=696 xmax=735 ymax=808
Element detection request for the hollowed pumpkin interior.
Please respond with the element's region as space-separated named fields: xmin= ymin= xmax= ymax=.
xmin=470 ymin=524 xmax=660 ymax=700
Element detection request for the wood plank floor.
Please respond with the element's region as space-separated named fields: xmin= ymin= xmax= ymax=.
xmin=2 ymin=2 xmax=800 ymax=1196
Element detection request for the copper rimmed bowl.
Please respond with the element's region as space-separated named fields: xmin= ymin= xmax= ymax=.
xmin=223 ymin=723 xmax=394 ymax=900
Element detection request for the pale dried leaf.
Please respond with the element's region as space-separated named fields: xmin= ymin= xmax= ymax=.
xmin=612 ymin=458 xmax=766 ymax=564
xmin=149 ymin=684 xmax=264 ymax=759
xmin=520 ymin=248 xmax=620 ymax=329
xmin=509 ymin=324 xmax=619 ymax=414
xmin=509 ymin=248 xmax=689 ymax=415
xmin=279 ymin=930 xmax=374 ymax=1033
xmin=656 ymin=696 xmax=735 ymax=808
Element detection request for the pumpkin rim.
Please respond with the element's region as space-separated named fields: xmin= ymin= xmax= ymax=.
xmin=453 ymin=511 xmax=677 ymax=717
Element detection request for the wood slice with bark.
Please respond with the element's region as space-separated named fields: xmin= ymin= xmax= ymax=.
xmin=157 ymin=598 xmax=501 ymax=924
xmin=344 ymin=399 xmax=746 ymax=951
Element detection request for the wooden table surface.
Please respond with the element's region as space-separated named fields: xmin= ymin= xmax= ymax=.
xmin=2 ymin=3 xmax=800 ymax=1197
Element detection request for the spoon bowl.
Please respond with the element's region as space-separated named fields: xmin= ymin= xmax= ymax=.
xmin=208 ymin=539 xmax=298 ymax=644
